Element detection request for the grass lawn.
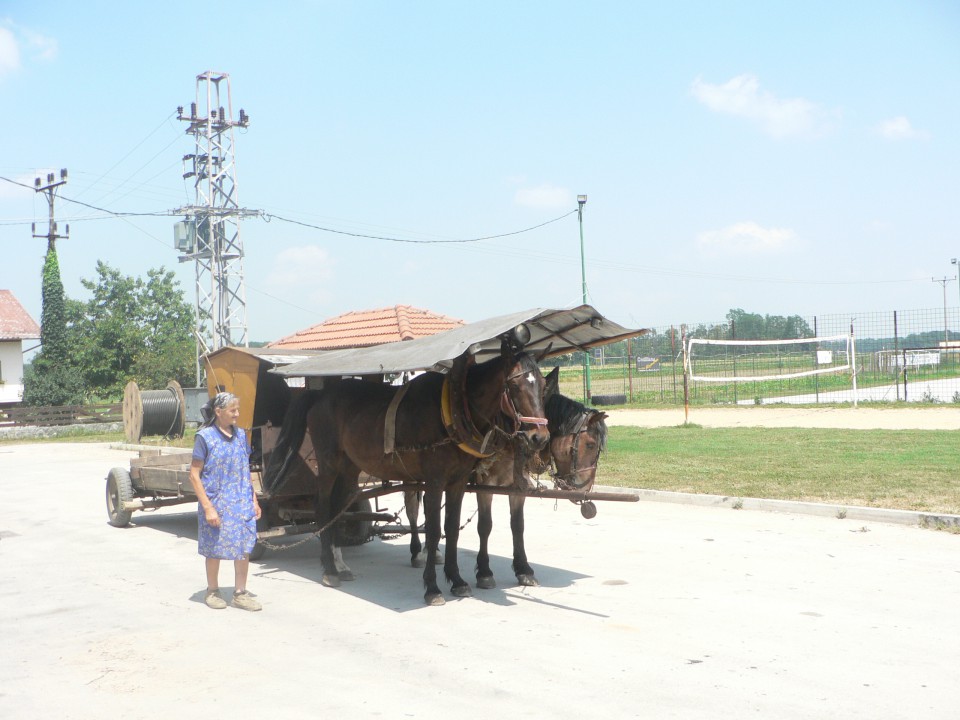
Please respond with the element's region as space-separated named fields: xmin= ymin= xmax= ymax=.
xmin=601 ymin=425 xmax=960 ymax=515
xmin=6 ymin=425 xmax=958 ymax=516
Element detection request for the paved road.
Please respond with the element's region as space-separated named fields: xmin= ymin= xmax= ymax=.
xmin=2 ymin=443 xmax=958 ymax=719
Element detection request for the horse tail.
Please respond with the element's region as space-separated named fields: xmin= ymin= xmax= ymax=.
xmin=263 ymin=390 xmax=319 ymax=494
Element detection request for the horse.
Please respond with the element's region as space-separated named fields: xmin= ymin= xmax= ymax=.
xmin=475 ymin=368 xmax=608 ymax=588
xmin=264 ymin=341 xmax=550 ymax=605
xmin=404 ymin=367 xmax=609 ymax=587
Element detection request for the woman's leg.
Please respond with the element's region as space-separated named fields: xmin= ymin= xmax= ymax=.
xmin=234 ymin=557 xmax=249 ymax=592
xmin=205 ymin=557 xmax=221 ymax=590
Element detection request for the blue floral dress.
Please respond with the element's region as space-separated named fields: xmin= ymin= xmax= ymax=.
xmin=192 ymin=425 xmax=257 ymax=560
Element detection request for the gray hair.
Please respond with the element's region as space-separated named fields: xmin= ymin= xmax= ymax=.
xmin=200 ymin=391 xmax=239 ymax=428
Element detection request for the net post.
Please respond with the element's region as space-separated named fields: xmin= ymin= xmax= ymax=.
xmin=681 ymin=324 xmax=689 ymax=423
xmin=850 ymin=321 xmax=858 ymax=408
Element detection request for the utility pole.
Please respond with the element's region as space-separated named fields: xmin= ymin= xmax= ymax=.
xmin=32 ymin=169 xmax=69 ymax=250
xmin=577 ymin=194 xmax=592 ymax=402
xmin=932 ymin=276 xmax=954 ymax=345
xmin=175 ymin=71 xmax=255 ymax=384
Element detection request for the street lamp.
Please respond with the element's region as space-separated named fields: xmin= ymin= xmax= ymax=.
xmin=952 ymin=258 xmax=960 ymax=320
xmin=577 ymin=194 xmax=592 ymax=401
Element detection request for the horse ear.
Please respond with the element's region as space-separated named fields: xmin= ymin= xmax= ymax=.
xmin=544 ymin=366 xmax=560 ymax=397
xmin=590 ymin=411 xmax=608 ymax=425
xmin=535 ymin=342 xmax=554 ymax=363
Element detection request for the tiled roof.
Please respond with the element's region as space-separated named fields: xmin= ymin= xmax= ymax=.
xmin=268 ymin=305 xmax=464 ymax=350
xmin=0 ymin=290 xmax=41 ymax=340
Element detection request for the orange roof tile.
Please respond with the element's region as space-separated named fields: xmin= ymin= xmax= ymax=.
xmin=268 ymin=305 xmax=464 ymax=351
xmin=0 ymin=290 xmax=41 ymax=340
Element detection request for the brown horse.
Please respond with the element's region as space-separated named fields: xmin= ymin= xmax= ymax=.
xmin=264 ymin=341 xmax=549 ymax=605
xmin=474 ymin=367 xmax=608 ymax=588
xmin=404 ymin=367 xmax=609 ymax=586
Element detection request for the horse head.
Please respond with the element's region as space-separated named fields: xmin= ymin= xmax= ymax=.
xmin=540 ymin=368 xmax=608 ymax=492
xmin=498 ymin=340 xmax=550 ymax=453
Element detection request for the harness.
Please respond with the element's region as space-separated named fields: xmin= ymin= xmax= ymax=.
xmin=441 ymin=358 xmax=547 ymax=459
xmin=547 ymin=410 xmax=601 ymax=491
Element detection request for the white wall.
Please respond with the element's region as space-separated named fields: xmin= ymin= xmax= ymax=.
xmin=0 ymin=341 xmax=26 ymax=403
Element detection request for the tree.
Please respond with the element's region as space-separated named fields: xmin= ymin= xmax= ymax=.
xmin=67 ymin=262 xmax=195 ymax=398
xmin=726 ymin=308 xmax=814 ymax=340
xmin=22 ymin=245 xmax=85 ymax=406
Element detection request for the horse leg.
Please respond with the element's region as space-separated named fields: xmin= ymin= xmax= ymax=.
xmin=510 ymin=494 xmax=538 ymax=586
xmin=404 ymin=490 xmax=426 ymax=568
xmin=443 ymin=485 xmax=471 ymax=598
xmin=405 ymin=490 xmax=444 ymax=568
xmin=330 ymin=476 xmax=355 ymax=581
xmin=475 ymin=492 xmax=496 ymax=589
xmin=315 ymin=480 xmax=341 ymax=588
xmin=421 ymin=488 xmax=445 ymax=605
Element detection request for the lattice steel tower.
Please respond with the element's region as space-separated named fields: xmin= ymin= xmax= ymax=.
xmin=175 ymin=71 xmax=256 ymax=383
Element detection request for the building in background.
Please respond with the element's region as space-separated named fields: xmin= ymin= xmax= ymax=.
xmin=0 ymin=290 xmax=41 ymax=405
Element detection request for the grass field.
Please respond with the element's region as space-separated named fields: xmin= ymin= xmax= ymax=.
xmin=5 ymin=425 xmax=958 ymax=517
xmin=601 ymin=425 xmax=960 ymax=515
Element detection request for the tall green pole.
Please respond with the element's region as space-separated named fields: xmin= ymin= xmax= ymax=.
xmin=578 ymin=194 xmax=591 ymax=402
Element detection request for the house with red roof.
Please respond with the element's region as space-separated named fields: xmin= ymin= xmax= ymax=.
xmin=268 ymin=305 xmax=464 ymax=351
xmin=0 ymin=290 xmax=41 ymax=405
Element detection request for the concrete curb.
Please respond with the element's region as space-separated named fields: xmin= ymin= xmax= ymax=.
xmin=598 ymin=484 xmax=960 ymax=530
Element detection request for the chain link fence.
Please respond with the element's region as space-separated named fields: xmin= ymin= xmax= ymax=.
xmin=548 ymin=306 xmax=960 ymax=406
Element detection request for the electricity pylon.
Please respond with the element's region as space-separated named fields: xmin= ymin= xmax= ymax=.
xmin=175 ymin=71 xmax=256 ymax=384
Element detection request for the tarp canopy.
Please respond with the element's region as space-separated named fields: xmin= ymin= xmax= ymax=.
xmin=272 ymin=305 xmax=648 ymax=378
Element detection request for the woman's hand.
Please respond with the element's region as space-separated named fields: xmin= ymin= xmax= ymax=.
xmin=203 ymin=505 xmax=221 ymax=528
xmin=253 ymin=499 xmax=262 ymax=521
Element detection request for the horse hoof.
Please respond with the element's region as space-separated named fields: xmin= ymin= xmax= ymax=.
xmin=476 ymin=576 xmax=496 ymax=590
xmin=451 ymin=584 xmax=472 ymax=598
xmin=517 ymin=574 xmax=540 ymax=587
xmin=434 ymin=553 xmax=445 ymax=565
xmin=321 ymin=574 xmax=341 ymax=588
xmin=411 ymin=556 xmax=425 ymax=569
xmin=425 ymin=593 xmax=446 ymax=606
xmin=338 ymin=570 xmax=355 ymax=582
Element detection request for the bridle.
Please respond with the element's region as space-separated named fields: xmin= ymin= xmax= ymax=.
xmin=549 ymin=410 xmax=601 ymax=491
xmin=499 ymin=364 xmax=548 ymax=435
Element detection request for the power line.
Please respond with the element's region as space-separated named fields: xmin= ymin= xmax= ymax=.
xmin=261 ymin=208 xmax=578 ymax=244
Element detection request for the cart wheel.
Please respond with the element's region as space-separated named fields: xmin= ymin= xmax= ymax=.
xmin=249 ymin=514 xmax=269 ymax=561
xmin=339 ymin=497 xmax=373 ymax=546
xmin=249 ymin=542 xmax=266 ymax=561
xmin=106 ymin=467 xmax=134 ymax=527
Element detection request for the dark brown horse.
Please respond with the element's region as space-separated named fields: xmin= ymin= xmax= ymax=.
xmin=264 ymin=341 xmax=549 ymax=605
xmin=403 ymin=367 xmax=609 ymax=587
xmin=474 ymin=367 xmax=608 ymax=588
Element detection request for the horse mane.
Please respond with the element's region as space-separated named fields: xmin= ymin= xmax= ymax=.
xmin=545 ymin=393 xmax=608 ymax=451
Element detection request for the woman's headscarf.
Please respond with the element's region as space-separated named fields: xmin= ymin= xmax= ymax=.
xmin=200 ymin=391 xmax=239 ymax=428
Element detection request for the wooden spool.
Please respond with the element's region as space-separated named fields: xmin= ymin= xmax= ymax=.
xmin=123 ymin=380 xmax=186 ymax=443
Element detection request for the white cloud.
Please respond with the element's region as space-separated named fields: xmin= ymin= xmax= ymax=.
xmin=697 ymin=222 xmax=796 ymax=255
xmin=691 ymin=74 xmax=833 ymax=138
xmin=23 ymin=27 xmax=57 ymax=62
xmin=514 ymin=183 xmax=571 ymax=210
xmin=0 ymin=26 xmax=20 ymax=77
xmin=876 ymin=116 xmax=929 ymax=140
xmin=0 ymin=21 xmax=57 ymax=79
xmin=265 ymin=245 xmax=334 ymax=289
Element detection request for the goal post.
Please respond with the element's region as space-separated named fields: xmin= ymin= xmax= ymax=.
xmin=685 ymin=332 xmax=858 ymax=405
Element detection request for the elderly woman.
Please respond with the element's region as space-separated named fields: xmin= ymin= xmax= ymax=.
xmin=188 ymin=392 xmax=263 ymax=611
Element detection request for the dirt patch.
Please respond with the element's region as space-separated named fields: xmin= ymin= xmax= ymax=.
xmin=604 ymin=406 xmax=960 ymax=430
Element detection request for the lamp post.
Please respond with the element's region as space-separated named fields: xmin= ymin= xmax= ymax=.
xmin=952 ymin=259 xmax=960 ymax=342
xmin=577 ymin=194 xmax=592 ymax=401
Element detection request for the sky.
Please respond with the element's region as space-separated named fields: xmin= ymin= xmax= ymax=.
xmin=1 ymin=1 xmax=959 ymax=344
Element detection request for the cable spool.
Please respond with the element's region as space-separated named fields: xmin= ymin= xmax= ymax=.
xmin=123 ymin=380 xmax=186 ymax=443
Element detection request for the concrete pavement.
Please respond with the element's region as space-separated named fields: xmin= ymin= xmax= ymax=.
xmin=1 ymin=442 xmax=958 ymax=719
